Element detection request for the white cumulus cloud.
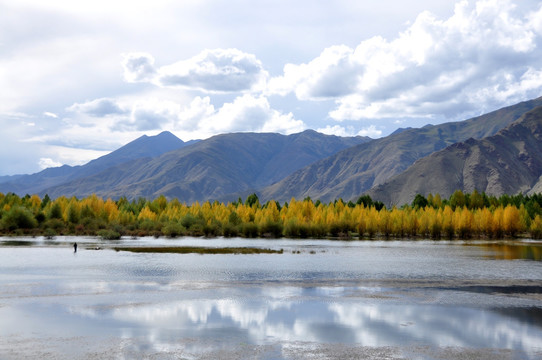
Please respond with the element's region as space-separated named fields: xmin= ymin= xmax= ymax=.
xmin=316 ymin=125 xmax=356 ymax=137
xmin=176 ymin=94 xmax=305 ymax=137
xmin=270 ymin=0 xmax=542 ymax=121
xmin=122 ymin=48 xmax=268 ymax=93
xmin=357 ymin=125 xmax=383 ymax=138
xmin=38 ymin=157 xmax=63 ymax=169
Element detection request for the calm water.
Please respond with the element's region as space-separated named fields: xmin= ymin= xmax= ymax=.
xmin=0 ymin=236 xmax=541 ymax=359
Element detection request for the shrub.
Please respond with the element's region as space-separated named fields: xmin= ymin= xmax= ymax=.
xmin=259 ymin=221 xmax=283 ymax=238
xmin=203 ymin=222 xmax=220 ymax=237
xmin=97 ymin=229 xmax=121 ymax=240
xmin=1 ymin=206 xmax=38 ymax=230
xmin=181 ymin=214 xmax=199 ymax=228
xmin=139 ymin=219 xmax=161 ymax=232
xmin=162 ymin=222 xmax=186 ymax=238
xmin=43 ymin=228 xmax=56 ymax=239
xmin=283 ymin=220 xmax=313 ymax=238
xmin=222 ymin=223 xmax=239 ymax=237
xmin=240 ymin=223 xmax=259 ymax=238
xmin=329 ymin=221 xmax=353 ymax=237
xmin=187 ymin=223 xmax=204 ymax=237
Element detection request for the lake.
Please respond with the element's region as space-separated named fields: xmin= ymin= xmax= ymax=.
xmin=0 ymin=236 xmax=541 ymax=359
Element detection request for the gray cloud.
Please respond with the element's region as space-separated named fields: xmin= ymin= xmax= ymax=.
xmin=130 ymin=108 xmax=171 ymax=131
xmin=122 ymin=49 xmax=267 ymax=93
xmin=122 ymin=53 xmax=156 ymax=83
xmin=68 ymin=98 xmax=127 ymax=117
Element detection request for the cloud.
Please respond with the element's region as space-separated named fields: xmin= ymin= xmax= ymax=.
xmin=38 ymin=157 xmax=62 ymax=169
xmin=316 ymin=125 xmax=355 ymax=137
xmin=268 ymin=45 xmax=358 ymax=99
xmin=43 ymin=111 xmax=58 ymax=118
xmin=177 ymin=94 xmax=306 ymax=136
xmin=270 ymin=0 xmax=542 ymax=121
xmin=130 ymin=108 xmax=171 ymax=131
xmin=67 ymin=98 xmax=127 ymax=117
xmin=179 ymin=94 xmax=307 ymax=135
xmin=177 ymin=96 xmax=216 ymax=131
xmin=316 ymin=124 xmax=383 ymax=138
xmin=122 ymin=49 xmax=268 ymax=93
xmin=122 ymin=52 xmax=156 ymax=83
xmin=62 ymin=93 xmax=304 ymax=147
xmin=357 ymin=125 xmax=382 ymax=138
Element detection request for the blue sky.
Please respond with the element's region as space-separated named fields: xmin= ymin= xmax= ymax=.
xmin=1 ymin=0 xmax=542 ymax=175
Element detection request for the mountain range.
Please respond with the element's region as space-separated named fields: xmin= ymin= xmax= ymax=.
xmin=1 ymin=96 xmax=542 ymax=205
xmin=0 ymin=130 xmax=368 ymax=203
xmin=261 ymin=96 xmax=542 ymax=203
xmin=367 ymin=106 xmax=542 ymax=206
xmin=0 ymin=131 xmax=192 ymax=195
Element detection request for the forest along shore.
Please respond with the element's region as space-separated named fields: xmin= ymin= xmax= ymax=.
xmin=1 ymin=191 xmax=542 ymax=240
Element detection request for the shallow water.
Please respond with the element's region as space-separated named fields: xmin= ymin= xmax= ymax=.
xmin=0 ymin=236 xmax=541 ymax=359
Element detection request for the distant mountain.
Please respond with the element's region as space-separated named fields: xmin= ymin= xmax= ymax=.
xmin=261 ymin=97 xmax=542 ymax=203
xmin=0 ymin=131 xmax=190 ymax=195
xmin=41 ymin=130 xmax=370 ymax=202
xmin=367 ymin=106 xmax=542 ymax=206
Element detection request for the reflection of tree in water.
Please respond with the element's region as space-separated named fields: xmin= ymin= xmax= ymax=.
xmin=493 ymin=307 xmax=542 ymax=330
xmin=481 ymin=243 xmax=542 ymax=261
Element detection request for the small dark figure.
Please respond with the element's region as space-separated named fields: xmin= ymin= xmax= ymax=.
xmin=73 ymin=242 xmax=77 ymax=253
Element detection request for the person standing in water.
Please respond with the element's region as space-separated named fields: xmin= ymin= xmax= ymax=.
xmin=73 ymin=242 xmax=77 ymax=253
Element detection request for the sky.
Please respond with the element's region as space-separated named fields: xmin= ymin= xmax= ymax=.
xmin=1 ymin=0 xmax=542 ymax=176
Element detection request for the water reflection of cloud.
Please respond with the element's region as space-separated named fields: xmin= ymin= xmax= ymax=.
xmin=64 ymin=297 xmax=542 ymax=356
xmin=63 ymin=280 xmax=171 ymax=296
xmin=329 ymin=303 xmax=542 ymax=350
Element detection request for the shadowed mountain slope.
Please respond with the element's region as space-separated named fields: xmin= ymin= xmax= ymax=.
xmin=261 ymin=97 xmax=542 ymax=203
xmin=42 ymin=130 xmax=369 ymax=202
xmin=367 ymin=106 xmax=542 ymax=206
xmin=0 ymin=131 xmax=189 ymax=195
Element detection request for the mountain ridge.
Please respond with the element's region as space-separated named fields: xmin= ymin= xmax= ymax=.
xmin=0 ymin=131 xmax=189 ymax=195
xmin=366 ymin=106 xmax=542 ymax=206
xmin=260 ymin=96 xmax=542 ymax=203
xmin=39 ymin=130 xmax=370 ymax=202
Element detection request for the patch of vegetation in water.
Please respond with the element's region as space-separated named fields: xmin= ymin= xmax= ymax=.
xmin=113 ymin=246 xmax=284 ymax=255
xmin=0 ymin=240 xmax=36 ymax=246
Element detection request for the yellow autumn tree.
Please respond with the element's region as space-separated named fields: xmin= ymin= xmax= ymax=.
xmin=138 ymin=206 xmax=157 ymax=221
xmin=503 ymin=204 xmax=523 ymax=237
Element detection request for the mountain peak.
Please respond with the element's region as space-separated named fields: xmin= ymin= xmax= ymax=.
xmin=156 ymin=130 xmax=179 ymax=140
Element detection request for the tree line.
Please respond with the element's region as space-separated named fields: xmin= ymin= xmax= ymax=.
xmin=1 ymin=191 xmax=541 ymax=240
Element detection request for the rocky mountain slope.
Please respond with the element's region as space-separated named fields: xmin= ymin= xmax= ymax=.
xmin=0 ymin=131 xmax=190 ymax=195
xmin=41 ymin=130 xmax=369 ymax=202
xmin=261 ymin=97 xmax=542 ymax=203
xmin=367 ymin=106 xmax=542 ymax=206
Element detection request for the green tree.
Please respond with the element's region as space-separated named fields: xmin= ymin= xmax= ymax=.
xmin=1 ymin=206 xmax=38 ymax=230
xmin=48 ymin=202 xmax=63 ymax=220
xmin=469 ymin=190 xmax=485 ymax=209
xmin=41 ymin=194 xmax=51 ymax=209
xmin=245 ymin=193 xmax=260 ymax=207
xmin=67 ymin=204 xmax=80 ymax=224
xmin=412 ymin=194 xmax=429 ymax=209
xmin=356 ymin=195 xmax=373 ymax=207
xmin=450 ymin=190 xmax=466 ymax=210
